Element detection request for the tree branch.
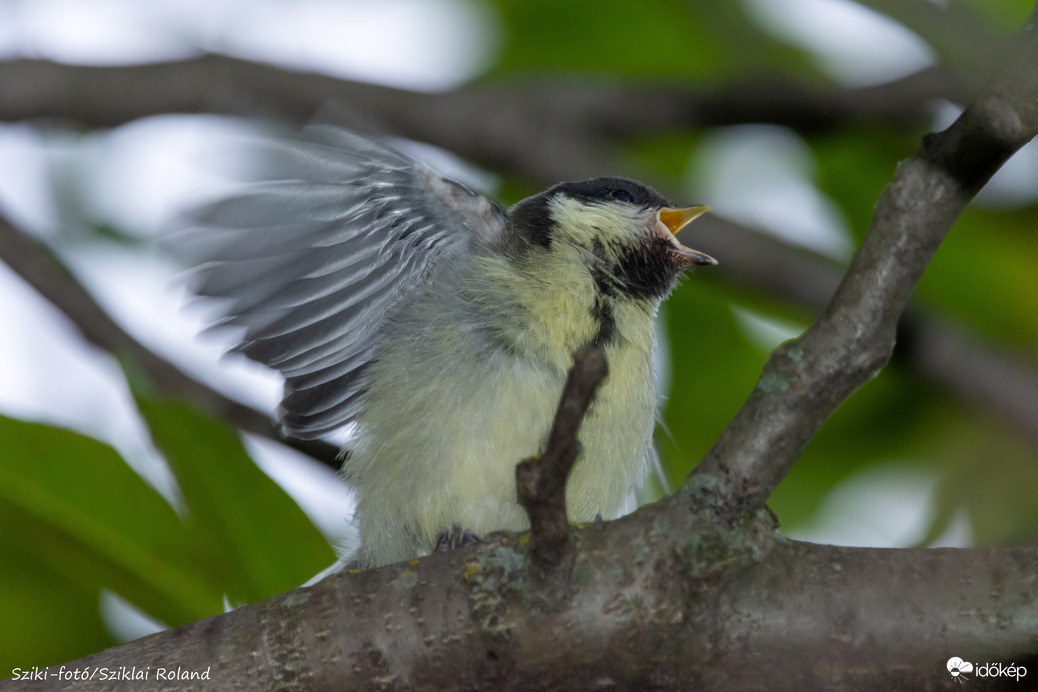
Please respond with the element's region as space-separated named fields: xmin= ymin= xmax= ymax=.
xmin=692 ymin=6 xmax=1038 ymax=513
xmin=0 ymin=56 xmax=962 ymax=131
xmin=516 ymin=346 xmax=608 ymax=576
xmin=9 ymin=502 xmax=1034 ymax=690
xmin=0 ymin=215 xmax=341 ymax=469
xmin=0 ymin=56 xmax=969 ymax=183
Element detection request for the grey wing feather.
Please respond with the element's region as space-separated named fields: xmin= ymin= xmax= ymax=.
xmin=168 ymin=126 xmax=508 ymax=438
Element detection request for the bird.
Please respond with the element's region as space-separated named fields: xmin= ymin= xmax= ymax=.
xmin=171 ymin=126 xmax=715 ymax=569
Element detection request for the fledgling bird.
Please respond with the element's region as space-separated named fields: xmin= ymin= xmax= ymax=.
xmin=172 ymin=127 xmax=714 ymax=568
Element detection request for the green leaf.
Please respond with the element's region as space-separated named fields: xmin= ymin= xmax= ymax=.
xmin=813 ymin=128 xmax=920 ymax=244
xmin=917 ymin=205 xmax=1038 ymax=347
xmin=132 ymin=394 xmax=335 ymax=605
xmin=769 ymin=364 xmax=933 ymax=530
xmin=927 ymin=415 xmax=1038 ymax=546
xmin=0 ymin=415 xmax=220 ymax=639
xmin=0 ymin=536 xmax=115 ymax=673
xmin=487 ymin=0 xmax=817 ymax=81
xmin=659 ymin=279 xmax=775 ymax=485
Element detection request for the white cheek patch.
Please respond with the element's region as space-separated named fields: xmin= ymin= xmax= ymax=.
xmin=547 ymin=195 xmax=648 ymax=247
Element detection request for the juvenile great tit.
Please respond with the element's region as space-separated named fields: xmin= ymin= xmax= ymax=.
xmin=173 ymin=127 xmax=714 ymax=568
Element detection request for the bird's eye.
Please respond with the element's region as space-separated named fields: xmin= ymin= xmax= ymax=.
xmin=611 ymin=189 xmax=633 ymax=203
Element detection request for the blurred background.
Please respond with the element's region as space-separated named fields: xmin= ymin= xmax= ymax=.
xmin=2 ymin=0 xmax=1037 ymax=672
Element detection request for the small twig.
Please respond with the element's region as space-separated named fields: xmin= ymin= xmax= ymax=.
xmin=516 ymin=346 xmax=608 ymax=574
xmin=0 ymin=215 xmax=342 ymax=469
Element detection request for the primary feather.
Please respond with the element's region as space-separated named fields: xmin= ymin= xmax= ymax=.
xmin=172 ymin=127 xmax=507 ymax=438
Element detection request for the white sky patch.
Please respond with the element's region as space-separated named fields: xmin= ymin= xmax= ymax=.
xmin=85 ymin=117 xmax=255 ymax=238
xmin=731 ymin=306 xmax=806 ymax=352
xmin=0 ymin=0 xmax=498 ymax=90
xmin=0 ymin=125 xmax=56 ymax=232
xmin=744 ymin=0 xmax=936 ymax=85
xmin=690 ymin=125 xmax=854 ymax=259
xmin=783 ymin=463 xmax=972 ymax=548
xmin=220 ymin=0 xmax=499 ymax=90
xmin=0 ymin=0 xmax=200 ymax=63
xmin=61 ymin=243 xmax=283 ymax=413
xmin=100 ymin=590 xmax=169 ymax=643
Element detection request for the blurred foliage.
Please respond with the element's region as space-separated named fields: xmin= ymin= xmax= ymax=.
xmin=0 ymin=414 xmax=205 ymax=671
xmin=489 ymin=0 xmax=819 ymax=82
xmin=0 ymin=397 xmax=334 ymax=673
xmin=918 ymin=206 xmax=1038 ymax=347
xmin=2 ymin=0 xmax=1038 ymax=673
xmin=132 ymin=390 xmax=335 ymax=607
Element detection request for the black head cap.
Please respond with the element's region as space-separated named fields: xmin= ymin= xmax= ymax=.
xmin=551 ymin=177 xmax=672 ymax=209
xmin=508 ymin=177 xmax=671 ymax=250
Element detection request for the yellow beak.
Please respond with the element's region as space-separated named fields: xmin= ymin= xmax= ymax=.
xmin=657 ymin=205 xmax=716 ymax=266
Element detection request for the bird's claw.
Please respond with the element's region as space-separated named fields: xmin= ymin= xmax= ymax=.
xmin=434 ymin=522 xmax=482 ymax=552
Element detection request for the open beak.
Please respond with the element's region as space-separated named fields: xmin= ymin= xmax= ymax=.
xmin=657 ymin=205 xmax=716 ymax=266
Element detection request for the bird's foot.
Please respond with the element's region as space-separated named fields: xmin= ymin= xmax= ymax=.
xmin=434 ymin=522 xmax=482 ymax=552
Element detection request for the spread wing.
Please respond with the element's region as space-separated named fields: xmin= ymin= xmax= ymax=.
xmin=168 ymin=126 xmax=508 ymax=438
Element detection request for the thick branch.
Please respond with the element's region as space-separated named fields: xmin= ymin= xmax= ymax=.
xmin=693 ymin=8 xmax=1038 ymax=512
xmin=0 ymin=216 xmax=341 ymax=469
xmin=9 ymin=501 xmax=1035 ymax=691
xmin=516 ymin=346 xmax=608 ymax=575
xmin=0 ymin=56 xmax=967 ymax=183
xmin=0 ymin=56 xmax=960 ymax=131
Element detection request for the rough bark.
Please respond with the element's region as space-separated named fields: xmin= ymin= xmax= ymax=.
xmin=5 ymin=498 xmax=1035 ymax=690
